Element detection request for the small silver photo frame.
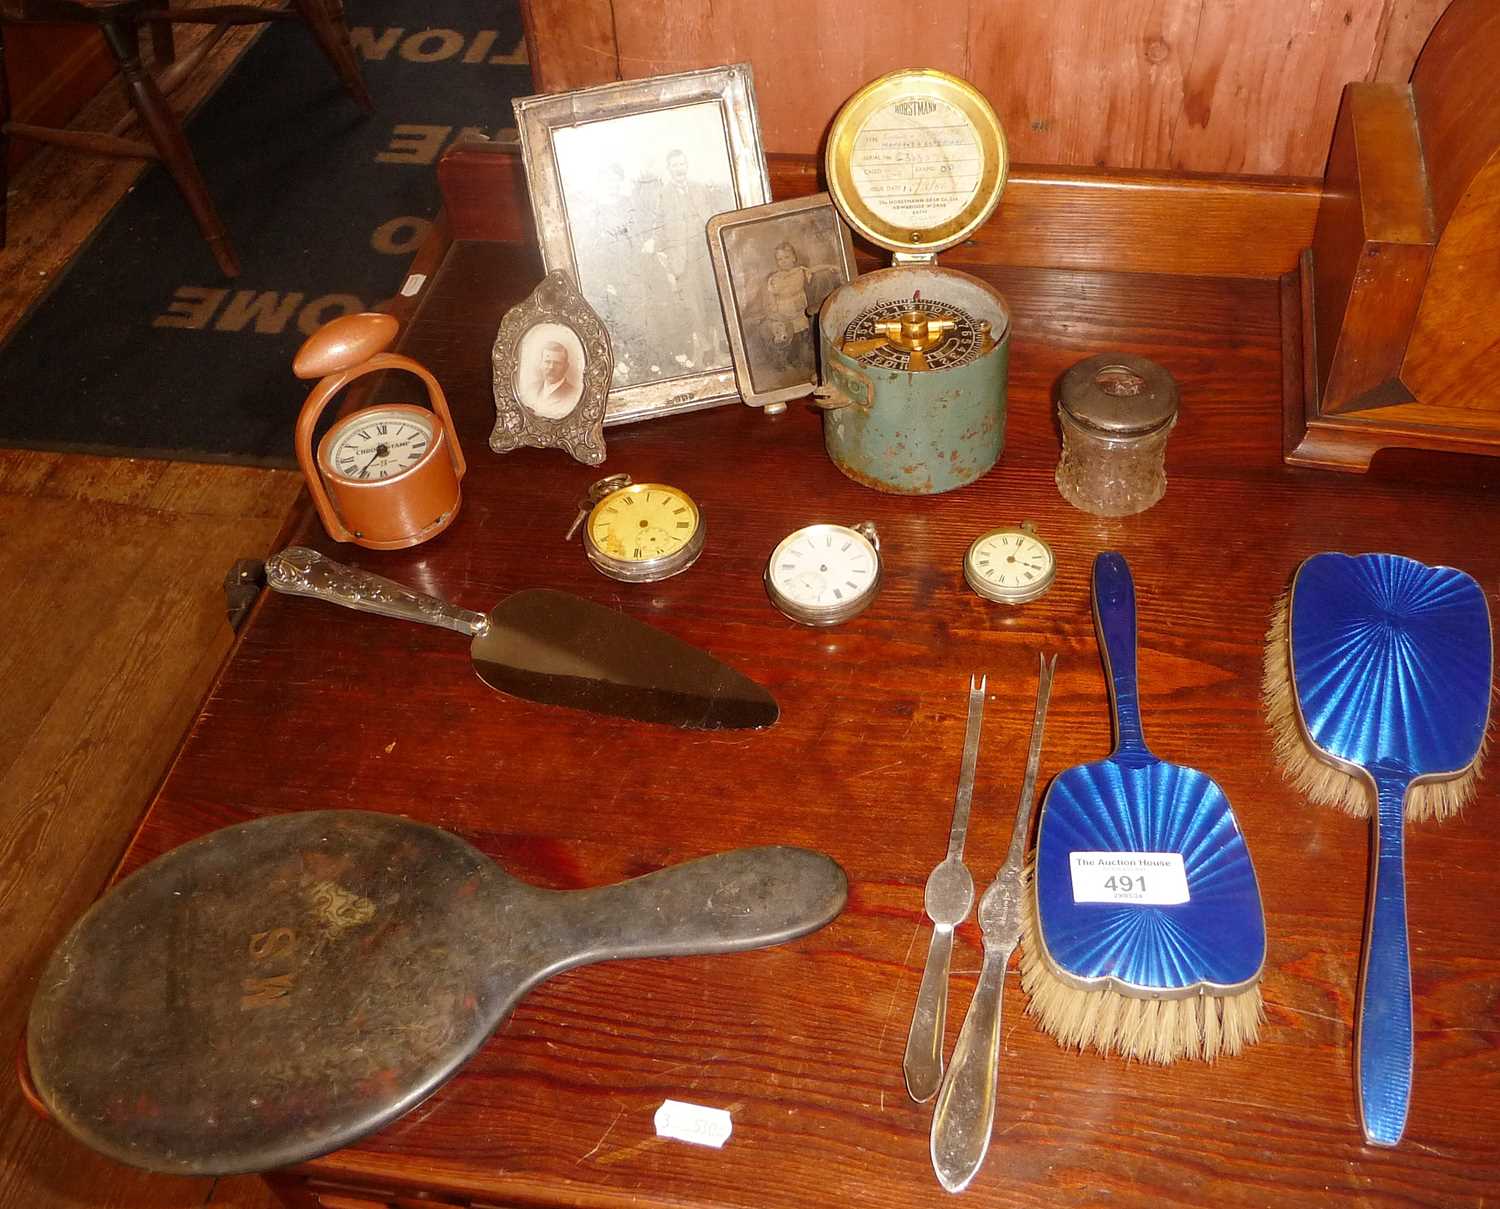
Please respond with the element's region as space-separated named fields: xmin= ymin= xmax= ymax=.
xmin=514 ymin=63 xmax=770 ymax=426
xmin=707 ymin=193 xmax=857 ymax=409
xmin=490 ymin=271 xmax=610 ymax=466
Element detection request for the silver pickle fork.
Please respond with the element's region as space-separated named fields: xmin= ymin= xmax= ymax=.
xmin=930 ymin=653 xmax=1058 ymax=1194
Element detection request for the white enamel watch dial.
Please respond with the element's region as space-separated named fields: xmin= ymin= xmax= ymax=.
xmin=964 ymin=521 xmax=1056 ymax=603
xmin=583 ymin=480 xmax=704 ymax=583
xmin=765 ymin=522 xmax=882 ymax=626
xmin=322 ymin=407 xmax=436 ymax=482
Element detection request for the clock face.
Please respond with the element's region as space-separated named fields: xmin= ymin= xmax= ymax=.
xmin=966 ymin=527 xmax=1055 ymax=602
xmin=588 ymin=484 xmax=700 ymax=564
xmin=325 ymin=408 xmax=435 ymax=482
xmin=767 ymin=524 xmax=880 ymax=619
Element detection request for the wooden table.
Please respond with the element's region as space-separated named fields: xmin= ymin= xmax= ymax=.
xmin=101 ymin=152 xmax=1500 ymax=1208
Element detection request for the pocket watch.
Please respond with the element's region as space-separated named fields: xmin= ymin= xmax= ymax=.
xmin=568 ymin=475 xmax=705 ymax=583
xmin=765 ymin=521 xmax=882 ymax=626
xmin=964 ymin=521 xmax=1056 ymax=604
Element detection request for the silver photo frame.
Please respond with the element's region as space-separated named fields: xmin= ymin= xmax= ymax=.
xmin=514 ymin=64 xmax=770 ymax=426
xmin=707 ymin=193 xmax=858 ymax=409
xmin=490 ymin=272 xmax=610 ymax=466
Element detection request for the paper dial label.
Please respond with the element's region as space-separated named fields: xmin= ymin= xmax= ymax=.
xmin=849 ymin=94 xmax=983 ymax=229
xmin=1068 ymin=852 xmax=1190 ymax=905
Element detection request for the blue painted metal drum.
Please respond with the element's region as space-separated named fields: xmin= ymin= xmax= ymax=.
xmin=817 ymin=267 xmax=1011 ymax=494
xmin=817 ymin=68 xmax=1012 ymax=496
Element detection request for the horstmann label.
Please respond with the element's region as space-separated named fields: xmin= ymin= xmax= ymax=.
xmin=1068 ymin=852 xmax=1190 ymax=905
xmin=850 ymin=95 xmax=983 ymax=229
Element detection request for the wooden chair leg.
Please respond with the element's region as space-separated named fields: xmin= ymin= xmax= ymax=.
xmin=99 ymin=13 xmax=240 ymax=276
xmin=144 ymin=0 xmax=177 ymax=68
xmin=0 ymin=24 xmax=10 ymax=252
xmin=290 ymin=0 xmax=374 ymax=112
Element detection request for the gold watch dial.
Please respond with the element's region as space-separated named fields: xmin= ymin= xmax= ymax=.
xmin=588 ymin=483 xmax=700 ymax=563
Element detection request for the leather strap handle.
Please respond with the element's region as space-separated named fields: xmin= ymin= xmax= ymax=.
xmin=293 ymin=352 xmax=467 ymax=544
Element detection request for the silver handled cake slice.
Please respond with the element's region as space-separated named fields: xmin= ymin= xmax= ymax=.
xmin=930 ymin=653 xmax=1057 ymax=1192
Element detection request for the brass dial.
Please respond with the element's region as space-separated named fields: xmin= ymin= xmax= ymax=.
xmin=840 ymin=296 xmax=993 ymax=371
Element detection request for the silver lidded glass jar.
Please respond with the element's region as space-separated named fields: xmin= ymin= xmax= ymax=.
xmin=1055 ymin=353 xmax=1179 ymax=517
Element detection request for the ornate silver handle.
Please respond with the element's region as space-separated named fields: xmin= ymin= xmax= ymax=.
xmin=265 ymin=547 xmax=489 ymax=637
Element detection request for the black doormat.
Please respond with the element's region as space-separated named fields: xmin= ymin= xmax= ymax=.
xmin=0 ymin=2 xmax=530 ymax=466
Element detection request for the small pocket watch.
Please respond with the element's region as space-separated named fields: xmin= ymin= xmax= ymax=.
xmin=567 ymin=474 xmax=705 ymax=583
xmin=964 ymin=521 xmax=1056 ymax=604
xmin=765 ymin=521 xmax=882 ymax=626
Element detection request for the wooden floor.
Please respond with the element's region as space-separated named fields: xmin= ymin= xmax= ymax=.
xmin=0 ymin=12 xmax=303 ymax=1207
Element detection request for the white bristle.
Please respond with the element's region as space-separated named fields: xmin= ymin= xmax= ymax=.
xmin=1262 ymin=593 xmax=1488 ymax=823
xmin=1018 ymin=862 xmax=1263 ymax=1064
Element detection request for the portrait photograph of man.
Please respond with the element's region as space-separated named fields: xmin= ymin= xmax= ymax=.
xmin=515 ymin=323 xmax=585 ymax=419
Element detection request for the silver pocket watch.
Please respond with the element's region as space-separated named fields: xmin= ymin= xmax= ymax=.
xmin=765 ymin=521 xmax=882 ymax=626
xmin=963 ymin=521 xmax=1056 ymax=604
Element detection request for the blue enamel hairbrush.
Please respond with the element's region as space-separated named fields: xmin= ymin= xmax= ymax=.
xmin=1264 ymin=552 xmax=1493 ymax=1145
xmin=1021 ymin=553 xmax=1267 ymax=1062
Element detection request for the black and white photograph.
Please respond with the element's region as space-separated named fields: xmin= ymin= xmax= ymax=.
xmin=515 ymin=322 xmax=585 ymax=419
xmin=708 ymin=194 xmax=857 ymax=409
xmin=552 ymin=104 xmax=737 ymax=390
xmin=514 ymin=65 xmax=770 ymax=424
xmin=490 ymin=272 xmax=611 ymax=466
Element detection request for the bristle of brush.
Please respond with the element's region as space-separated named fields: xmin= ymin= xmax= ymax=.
xmin=1262 ymin=593 xmax=1373 ymax=817
xmin=1017 ymin=861 xmax=1264 ymax=1064
xmin=1261 ymin=591 xmax=1488 ymax=823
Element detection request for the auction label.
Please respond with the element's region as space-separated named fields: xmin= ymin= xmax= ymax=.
xmin=654 ymin=1099 xmax=733 ymax=1149
xmin=1068 ymin=852 xmax=1189 ymax=905
xmin=850 ymin=95 xmax=983 ymax=229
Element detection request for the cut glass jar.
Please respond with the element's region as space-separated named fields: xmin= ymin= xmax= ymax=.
xmin=1055 ymin=353 xmax=1179 ymax=517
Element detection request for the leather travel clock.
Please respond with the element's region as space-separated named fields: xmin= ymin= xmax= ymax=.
xmin=293 ymin=313 xmax=466 ymax=550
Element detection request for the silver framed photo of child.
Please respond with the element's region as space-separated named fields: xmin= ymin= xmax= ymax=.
xmin=707 ymin=193 xmax=857 ymax=410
